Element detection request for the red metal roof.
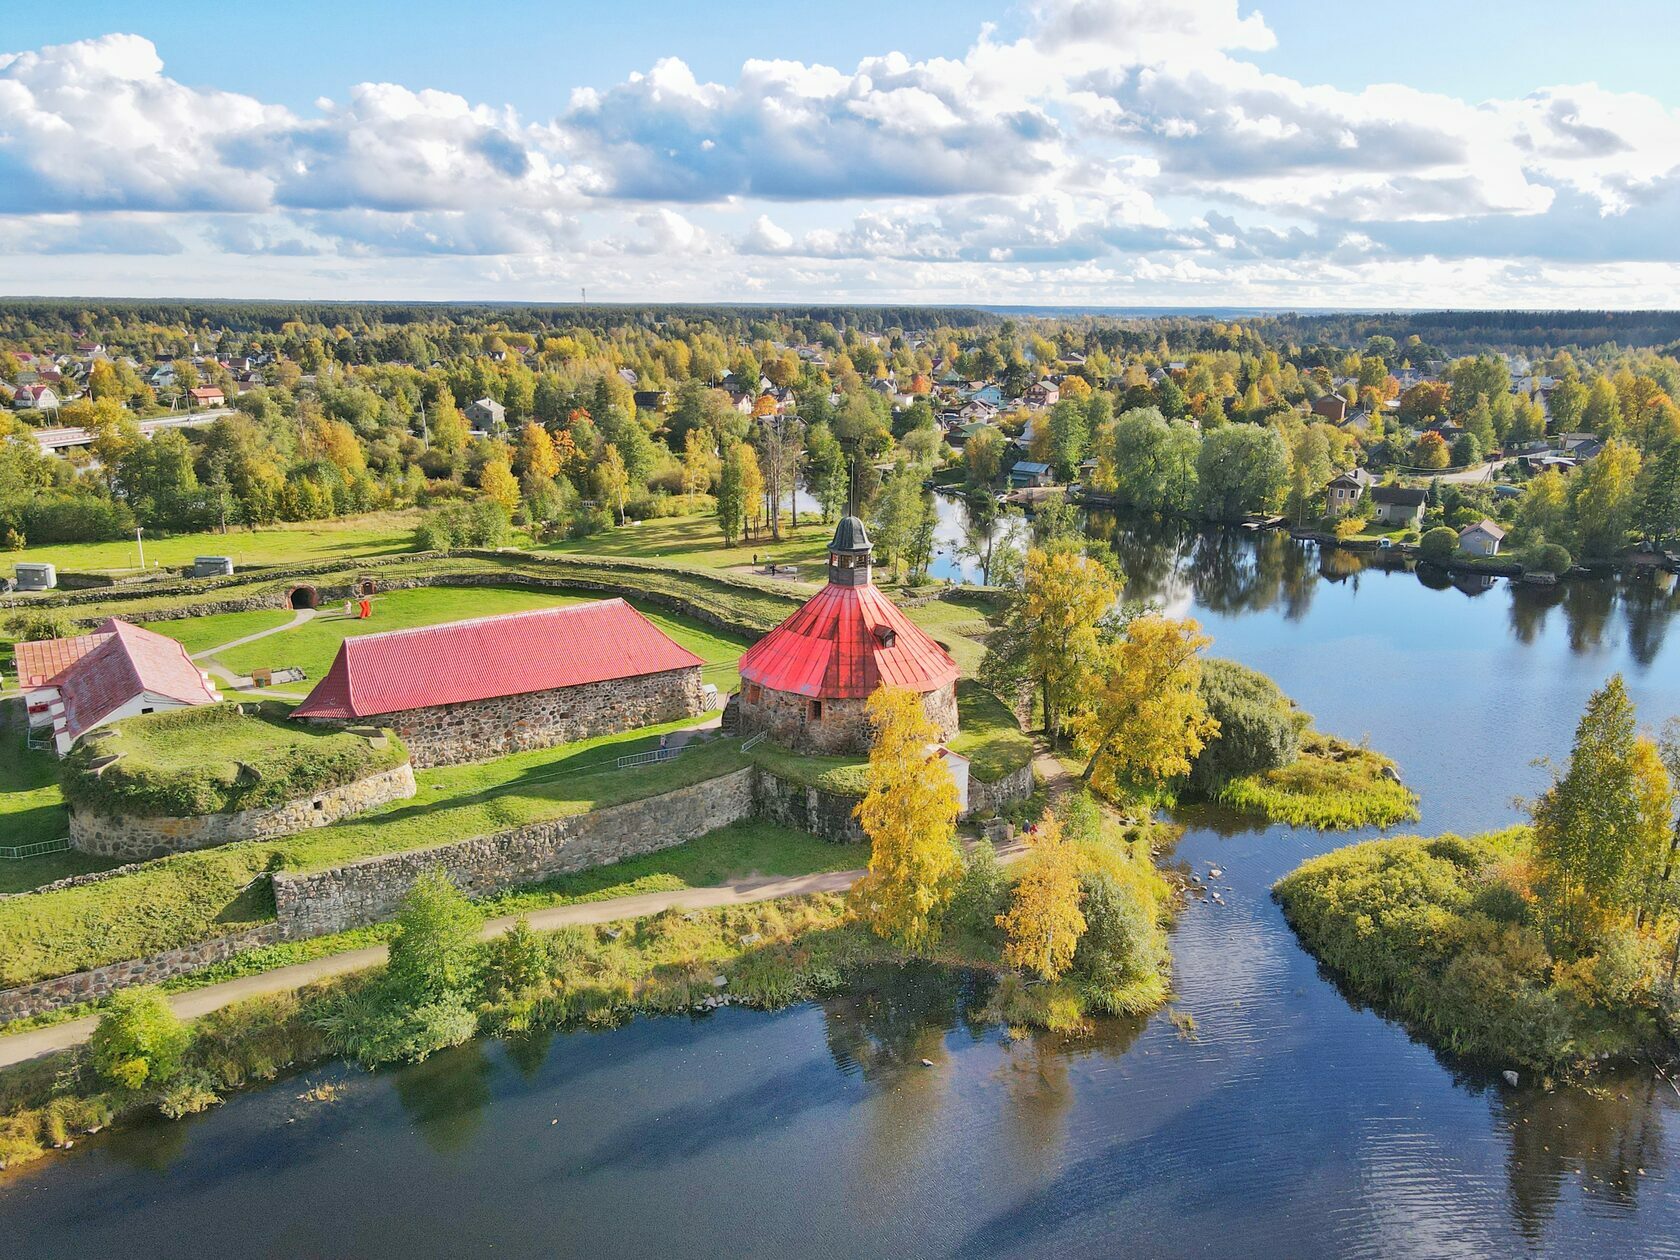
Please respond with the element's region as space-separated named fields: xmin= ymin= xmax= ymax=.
xmin=290 ymin=599 xmax=703 ymax=721
xmin=14 ymin=632 xmax=106 ymax=689
xmin=738 ymin=580 xmax=958 ymax=700
xmin=26 ymin=619 xmax=220 ymax=744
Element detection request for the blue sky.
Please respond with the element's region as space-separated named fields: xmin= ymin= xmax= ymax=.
xmin=2 ymin=1 xmax=1678 ymax=305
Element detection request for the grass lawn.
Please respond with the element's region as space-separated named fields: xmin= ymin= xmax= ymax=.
xmin=480 ymin=818 xmax=862 ymax=916
xmin=0 ymin=701 xmax=79 ymax=879
xmin=6 ymin=510 xmax=424 ymax=575
xmin=947 ymin=681 xmax=1033 ymax=781
xmin=543 ymin=513 xmax=833 ymax=574
xmin=63 ymin=703 xmax=407 ymax=818
xmin=201 ymin=584 xmax=749 ymax=693
xmin=901 ymin=592 xmax=997 ymax=677
xmin=0 ymin=717 xmax=759 ymax=987
xmin=144 ymin=607 xmax=297 ymax=656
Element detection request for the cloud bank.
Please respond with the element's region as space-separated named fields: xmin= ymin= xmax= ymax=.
xmin=1 ymin=3 xmax=1677 ymax=304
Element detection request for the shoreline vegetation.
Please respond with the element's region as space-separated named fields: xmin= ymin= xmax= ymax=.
xmin=1206 ymin=732 xmax=1419 ymax=830
xmin=1276 ymin=678 xmax=1680 ymax=1078
xmin=0 ymin=789 xmax=1174 ymax=1177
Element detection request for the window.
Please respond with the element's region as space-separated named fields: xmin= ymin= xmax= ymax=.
xmin=140 ymin=707 xmax=155 ymax=715
xmin=745 ymin=684 xmax=762 ymax=704
xmin=809 ymin=700 xmax=823 ymax=721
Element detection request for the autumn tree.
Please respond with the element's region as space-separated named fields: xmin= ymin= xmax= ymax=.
xmin=852 ymin=686 xmax=962 ymax=949
xmin=479 ymin=457 xmax=519 ymax=514
xmin=681 ymin=428 xmax=714 ymax=505
xmin=516 ymin=421 xmax=559 ymax=482
xmin=1530 ymin=676 xmax=1657 ymax=948
xmin=1020 ymin=546 xmax=1121 ymax=744
xmin=595 ymin=443 xmax=630 ymax=525
xmin=1072 ymin=615 xmax=1219 ymax=799
xmin=997 ymin=811 xmax=1087 ymax=981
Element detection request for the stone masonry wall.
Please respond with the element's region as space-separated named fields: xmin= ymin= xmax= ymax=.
xmin=68 ymin=763 xmax=418 ymax=860
xmin=750 ymin=771 xmax=868 ymax=844
xmin=738 ymin=680 xmax=958 ymax=755
xmin=271 ymin=768 xmax=757 ymax=939
xmin=968 ymin=763 xmax=1034 ymax=819
xmin=0 ymin=926 xmax=280 ymax=1024
xmin=327 ymin=667 xmax=706 ymax=769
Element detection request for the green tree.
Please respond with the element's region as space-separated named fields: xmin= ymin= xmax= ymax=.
xmin=1196 ymin=424 xmax=1288 ymax=520
xmin=384 ymin=869 xmax=484 ymax=1006
xmin=1570 ymin=439 xmax=1642 ymax=558
xmin=90 ymin=986 xmax=189 ymax=1091
xmin=716 ymin=440 xmax=748 ymax=544
xmin=1531 ymin=676 xmax=1643 ymax=949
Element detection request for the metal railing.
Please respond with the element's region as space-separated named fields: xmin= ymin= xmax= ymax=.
xmin=0 ymin=837 xmax=70 ymax=861
xmin=740 ymin=732 xmax=767 ymax=752
xmin=615 ymin=745 xmax=685 ymax=770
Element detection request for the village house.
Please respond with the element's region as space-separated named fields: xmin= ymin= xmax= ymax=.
xmin=12 ymin=384 xmax=59 ymax=412
xmin=1009 ymin=460 xmax=1054 ymax=489
xmin=291 ymin=599 xmax=706 ymax=768
xmin=1325 ymin=468 xmax=1375 ymax=516
xmin=734 ymin=516 xmax=958 ymax=755
xmin=1369 ymin=484 xmax=1427 ymax=527
xmin=187 ymin=385 xmax=225 ymax=408
xmin=1023 ymin=380 xmax=1060 ymax=409
xmin=464 ymin=397 xmax=507 ymax=431
xmin=13 ymin=619 xmax=221 ymax=755
xmin=1311 ymin=394 xmax=1349 ymax=424
xmin=1458 ymin=519 xmax=1507 ymax=557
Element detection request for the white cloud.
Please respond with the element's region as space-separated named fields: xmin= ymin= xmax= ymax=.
xmin=0 ymin=7 xmax=1678 ymax=304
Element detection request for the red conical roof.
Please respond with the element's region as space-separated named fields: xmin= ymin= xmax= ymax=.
xmin=738 ymin=580 xmax=958 ymax=700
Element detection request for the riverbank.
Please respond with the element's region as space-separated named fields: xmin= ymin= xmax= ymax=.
xmin=0 ymin=792 xmax=1173 ymax=1175
xmin=1207 ymin=732 xmax=1419 ymax=830
xmin=1274 ymin=828 xmax=1680 ymax=1077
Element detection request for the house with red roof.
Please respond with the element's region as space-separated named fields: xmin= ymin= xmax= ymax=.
xmin=290 ymin=599 xmax=707 ymax=767
xmin=13 ymin=619 xmax=221 ymax=755
xmin=734 ymin=515 xmax=959 ymax=754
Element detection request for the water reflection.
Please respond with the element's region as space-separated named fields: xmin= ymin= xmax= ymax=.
xmin=392 ymin=1041 xmax=493 ymax=1155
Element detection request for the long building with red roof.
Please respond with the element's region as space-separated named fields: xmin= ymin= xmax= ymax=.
xmin=735 ymin=515 xmax=959 ymax=753
xmin=291 ymin=599 xmax=707 ymax=767
xmin=14 ymin=618 xmax=221 ymax=755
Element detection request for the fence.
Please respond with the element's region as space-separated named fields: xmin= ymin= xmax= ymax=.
xmin=740 ymin=732 xmax=767 ymax=752
xmin=0 ymin=837 xmax=69 ymax=861
xmin=614 ymin=745 xmax=685 ymax=770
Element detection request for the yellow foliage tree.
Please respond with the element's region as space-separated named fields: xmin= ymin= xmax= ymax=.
xmin=1073 ymin=615 xmax=1218 ymax=798
xmin=479 ymin=458 xmax=519 ymax=514
xmin=596 ymin=444 xmax=630 ymax=524
xmin=1630 ymin=735 xmax=1675 ymax=928
xmin=852 ymin=686 xmax=962 ymax=949
xmin=1023 ymin=547 xmax=1120 ymax=744
xmin=517 ymin=421 xmax=559 ymax=481
xmin=681 ymin=428 xmax=714 ymax=504
xmin=997 ymin=811 xmax=1087 ymax=980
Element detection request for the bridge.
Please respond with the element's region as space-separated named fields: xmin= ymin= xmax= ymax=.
xmin=31 ymin=409 xmax=235 ymax=454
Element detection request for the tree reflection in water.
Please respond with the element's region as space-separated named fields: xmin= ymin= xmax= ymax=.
xmin=1498 ymin=1070 xmax=1669 ymax=1243
xmin=392 ymin=1040 xmax=493 ymax=1156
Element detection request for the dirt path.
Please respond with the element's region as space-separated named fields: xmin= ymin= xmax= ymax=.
xmin=190 ymin=607 xmax=315 ymax=660
xmin=0 ymin=817 xmax=1026 ymax=1071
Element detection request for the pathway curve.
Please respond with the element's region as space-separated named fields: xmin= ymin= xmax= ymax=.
xmin=190 ymin=607 xmax=316 ymax=660
xmin=0 ymin=836 xmax=1028 ymax=1071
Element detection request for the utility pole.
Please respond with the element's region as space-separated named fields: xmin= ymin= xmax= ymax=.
xmin=420 ymin=399 xmax=429 ymax=450
xmin=135 ymin=526 xmax=145 ymax=570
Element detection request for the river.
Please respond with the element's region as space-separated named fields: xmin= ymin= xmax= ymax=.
xmin=4 ymin=515 xmax=1680 ymax=1258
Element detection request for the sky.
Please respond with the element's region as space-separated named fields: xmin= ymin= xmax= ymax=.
xmin=2 ymin=0 xmax=1678 ymax=307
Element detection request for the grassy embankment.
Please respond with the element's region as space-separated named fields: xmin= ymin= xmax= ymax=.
xmin=0 ymin=795 xmax=1172 ymax=1174
xmin=1275 ymin=828 xmax=1679 ymax=1074
xmin=6 ymin=510 xmax=425 ymax=574
xmin=1210 ymin=732 xmax=1420 ymax=830
xmin=60 ymin=703 xmax=408 ymax=819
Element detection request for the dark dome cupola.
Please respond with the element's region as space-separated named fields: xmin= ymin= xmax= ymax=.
xmin=827 ymin=515 xmax=873 ymax=587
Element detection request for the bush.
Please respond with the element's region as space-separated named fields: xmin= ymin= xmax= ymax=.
xmin=1419 ymin=526 xmax=1459 ymax=560
xmin=90 ymin=986 xmax=189 ymax=1091
xmin=1073 ymin=869 xmax=1165 ymax=989
xmin=22 ymin=493 xmax=136 ymax=544
xmin=946 ymin=841 xmax=1009 ymax=944
xmin=482 ymin=916 xmax=551 ymax=1001
xmin=1332 ymin=516 xmax=1366 ymax=540
xmin=1189 ymin=658 xmax=1306 ymax=790
xmin=413 ymin=499 xmax=511 ymax=551
xmin=1529 ymin=542 xmax=1572 ymax=575
xmin=5 ymin=608 xmax=75 ymax=643
xmin=384 ymin=869 xmax=484 ymax=1006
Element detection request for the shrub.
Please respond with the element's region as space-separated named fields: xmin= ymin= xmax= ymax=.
xmin=1419 ymin=526 xmax=1459 ymax=560
xmin=413 ymin=499 xmax=511 ymax=551
xmin=1189 ymin=658 xmax=1306 ymax=790
xmin=1073 ymin=869 xmax=1166 ymax=989
xmin=946 ymin=840 xmax=1009 ymax=943
xmin=22 ymin=493 xmax=136 ymax=544
xmin=1529 ymin=542 xmax=1572 ymax=575
xmin=90 ymin=987 xmax=189 ymax=1091
xmin=481 ymin=917 xmax=551 ymax=1001
xmin=4 ymin=608 xmax=75 ymax=643
xmin=384 ymin=870 xmax=484 ymax=1006
xmin=1332 ymin=516 xmax=1366 ymax=540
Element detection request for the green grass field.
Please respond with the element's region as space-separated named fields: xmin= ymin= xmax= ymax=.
xmin=947 ymin=682 xmax=1034 ymax=781
xmin=6 ymin=510 xmax=425 ymax=575
xmin=143 ymin=607 xmax=296 ymax=656
xmin=539 ymin=513 xmax=833 ymax=574
xmin=0 ymin=701 xmax=78 ymax=876
xmin=0 ymin=718 xmax=760 ymax=987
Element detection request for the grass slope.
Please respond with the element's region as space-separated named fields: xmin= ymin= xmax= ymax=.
xmin=7 ymin=510 xmax=423 ymax=574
